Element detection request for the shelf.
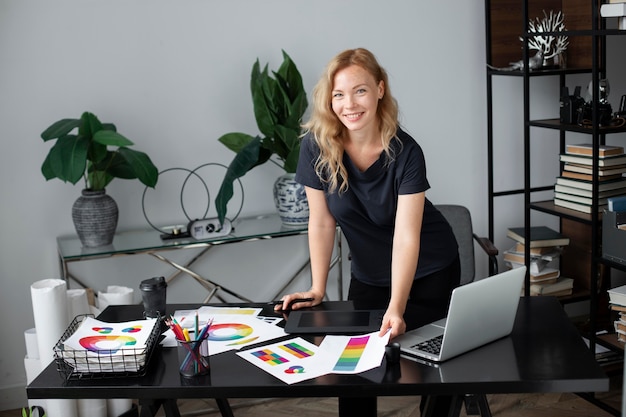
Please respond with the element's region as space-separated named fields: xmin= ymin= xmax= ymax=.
xmin=529 ymin=118 xmax=626 ymax=134
xmin=530 ymin=200 xmax=598 ymax=224
xmin=488 ymin=67 xmax=594 ymax=77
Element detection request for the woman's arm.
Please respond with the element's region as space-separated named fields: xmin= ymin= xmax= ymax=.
xmin=381 ymin=192 xmax=425 ymax=338
xmin=275 ymin=186 xmax=337 ymax=310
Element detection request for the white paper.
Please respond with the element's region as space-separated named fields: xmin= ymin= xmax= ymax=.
xmin=45 ymin=399 xmax=78 ymax=417
xmin=318 ymin=331 xmax=390 ymax=374
xmin=78 ymin=399 xmax=107 ymax=417
xmin=97 ymin=285 xmax=134 ymax=310
xmin=30 ymin=279 xmax=69 ymax=366
xmin=237 ymin=337 xmax=332 ymax=384
xmin=107 ymin=399 xmax=133 ymax=417
xmin=24 ymin=327 xmax=39 ymax=359
xmin=66 ymin=289 xmax=91 ymax=322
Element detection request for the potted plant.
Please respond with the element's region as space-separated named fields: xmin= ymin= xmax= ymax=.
xmin=215 ymin=50 xmax=309 ymax=226
xmin=41 ymin=111 xmax=159 ymax=247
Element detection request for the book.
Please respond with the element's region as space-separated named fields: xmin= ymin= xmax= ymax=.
xmin=608 ymin=284 xmax=626 ymax=306
xmin=555 ymin=176 xmax=626 ymax=192
xmin=554 ymin=183 xmax=626 ymax=199
xmin=529 ymin=277 xmax=574 ymax=296
xmin=554 ymin=198 xmax=607 ymax=214
xmin=608 ymin=195 xmax=626 ymax=212
xmin=503 ymin=245 xmax=561 ymax=275
xmin=553 ymin=191 xmax=610 ymax=206
xmin=514 ymin=242 xmax=562 ymax=255
xmin=561 ymin=170 xmax=624 ymax=182
xmin=565 ymin=143 xmax=624 ymax=157
xmin=529 ymin=267 xmax=560 ymax=283
xmin=559 ymin=154 xmax=626 ymax=167
xmin=562 ymin=163 xmax=626 ymax=176
xmin=506 ymin=226 xmax=570 ymax=248
xmin=600 ymin=2 xmax=626 ymax=17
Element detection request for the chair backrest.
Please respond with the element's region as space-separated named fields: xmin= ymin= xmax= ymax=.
xmin=436 ymin=204 xmax=476 ymax=286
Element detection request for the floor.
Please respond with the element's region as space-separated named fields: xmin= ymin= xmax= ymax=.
xmin=6 ymin=374 xmax=622 ymax=417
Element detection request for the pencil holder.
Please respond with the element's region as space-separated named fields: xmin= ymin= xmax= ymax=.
xmin=176 ymin=337 xmax=210 ymax=377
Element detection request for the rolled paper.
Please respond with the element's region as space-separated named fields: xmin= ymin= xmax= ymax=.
xmin=97 ymin=285 xmax=134 ymax=310
xmin=30 ymin=279 xmax=68 ymax=366
xmin=24 ymin=327 xmax=39 ymax=359
xmin=66 ymin=289 xmax=91 ymax=322
xmin=107 ymin=399 xmax=133 ymax=417
xmin=78 ymin=399 xmax=107 ymax=417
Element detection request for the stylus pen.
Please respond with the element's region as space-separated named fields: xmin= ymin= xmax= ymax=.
xmin=269 ymin=297 xmax=314 ymax=306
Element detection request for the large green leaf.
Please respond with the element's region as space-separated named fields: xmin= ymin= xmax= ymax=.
xmin=117 ymin=147 xmax=159 ymax=188
xmin=218 ymin=132 xmax=256 ymax=153
xmin=215 ymin=137 xmax=263 ymax=224
xmin=43 ymin=134 xmax=88 ymax=184
xmin=80 ymin=112 xmax=103 ymax=139
xmin=41 ymin=118 xmax=80 ymax=141
xmin=94 ymin=130 xmax=134 ymax=147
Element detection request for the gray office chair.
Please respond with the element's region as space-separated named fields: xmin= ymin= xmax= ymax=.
xmin=436 ymin=204 xmax=499 ymax=417
xmin=436 ymin=204 xmax=499 ymax=284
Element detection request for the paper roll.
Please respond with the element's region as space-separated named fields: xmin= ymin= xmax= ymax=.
xmin=46 ymin=399 xmax=77 ymax=417
xmin=67 ymin=289 xmax=91 ymax=322
xmin=98 ymin=285 xmax=134 ymax=310
xmin=78 ymin=399 xmax=107 ymax=417
xmin=24 ymin=356 xmax=42 ymax=383
xmin=107 ymin=399 xmax=133 ymax=417
xmin=30 ymin=279 xmax=69 ymax=366
xmin=24 ymin=328 xmax=39 ymax=359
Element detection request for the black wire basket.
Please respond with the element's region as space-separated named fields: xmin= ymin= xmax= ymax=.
xmin=53 ymin=314 xmax=161 ymax=380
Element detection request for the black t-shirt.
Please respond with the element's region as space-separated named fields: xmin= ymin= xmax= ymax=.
xmin=296 ymin=128 xmax=458 ymax=286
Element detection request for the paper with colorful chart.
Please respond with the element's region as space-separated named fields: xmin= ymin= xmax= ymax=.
xmin=236 ymin=337 xmax=333 ymax=384
xmin=201 ymin=314 xmax=287 ymax=355
xmin=237 ymin=331 xmax=390 ymax=384
xmin=161 ymin=307 xmax=280 ymax=347
xmin=319 ymin=330 xmax=390 ymax=374
xmin=61 ymin=317 xmax=157 ymax=372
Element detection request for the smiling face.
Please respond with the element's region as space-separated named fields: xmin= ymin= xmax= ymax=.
xmin=331 ymin=64 xmax=384 ymax=136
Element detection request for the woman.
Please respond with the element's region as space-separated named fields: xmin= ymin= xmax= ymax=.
xmin=277 ymin=48 xmax=460 ymax=341
xmin=277 ymin=46 xmax=459 ymax=417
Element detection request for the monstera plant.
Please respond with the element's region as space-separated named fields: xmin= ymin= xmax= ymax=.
xmin=215 ymin=50 xmax=309 ymax=225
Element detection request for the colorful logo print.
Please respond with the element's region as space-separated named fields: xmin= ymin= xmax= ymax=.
xmin=79 ymin=335 xmax=137 ymax=354
xmin=278 ymin=342 xmax=314 ymax=359
xmin=285 ymin=365 xmax=305 ymax=374
xmin=208 ymin=323 xmax=253 ymax=341
xmin=333 ymin=335 xmax=370 ymax=372
xmin=122 ymin=326 xmax=142 ymax=333
xmin=251 ymin=349 xmax=289 ymax=366
xmin=92 ymin=327 xmax=113 ymax=334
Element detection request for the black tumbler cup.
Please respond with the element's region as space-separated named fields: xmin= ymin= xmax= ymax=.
xmin=139 ymin=276 xmax=167 ymax=318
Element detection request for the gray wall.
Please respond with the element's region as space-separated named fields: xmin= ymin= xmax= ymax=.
xmin=1 ymin=0 xmax=624 ymax=410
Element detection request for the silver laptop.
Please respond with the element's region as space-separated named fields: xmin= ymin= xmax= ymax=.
xmin=395 ymin=266 xmax=526 ymax=363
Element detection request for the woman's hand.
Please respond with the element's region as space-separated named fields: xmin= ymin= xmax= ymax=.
xmin=274 ymin=290 xmax=324 ymax=311
xmin=379 ymin=309 xmax=407 ymax=340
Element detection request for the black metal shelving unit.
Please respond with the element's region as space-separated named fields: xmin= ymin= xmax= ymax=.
xmin=486 ymin=1 xmax=626 ymax=415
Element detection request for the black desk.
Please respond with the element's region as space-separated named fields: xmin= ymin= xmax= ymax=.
xmin=27 ymin=298 xmax=608 ymax=417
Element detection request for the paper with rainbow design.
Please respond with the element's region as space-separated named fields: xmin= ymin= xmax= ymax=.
xmin=61 ymin=317 xmax=157 ymax=372
xmin=237 ymin=331 xmax=390 ymax=384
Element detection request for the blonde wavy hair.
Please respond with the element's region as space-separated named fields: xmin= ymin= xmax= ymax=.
xmin=302 ymin=48 xmax=399 ymax=194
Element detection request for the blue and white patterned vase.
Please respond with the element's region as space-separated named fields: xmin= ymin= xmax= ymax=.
xmin=273 ymin=173 xmax=309 ymax=226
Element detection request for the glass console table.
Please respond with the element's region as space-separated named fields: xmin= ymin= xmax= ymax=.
xmin=57 ymin=213 xmax=343 ymax=303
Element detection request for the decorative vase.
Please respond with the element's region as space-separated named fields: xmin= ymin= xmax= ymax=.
xmin=273 ymin=173 xmax=309 ymax=226
xmin=72 ymin=189 xmax=119 ymax=247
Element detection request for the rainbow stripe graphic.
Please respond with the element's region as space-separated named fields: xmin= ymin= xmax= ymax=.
xmin=251 ymin=349 xmax=289 ymax=366
xmin=278 ymin=342 xmax=314 ymax=359
xmin=332 ymin=335 xmax=370 ymax=372
xmin=79 ymin=335 xmax=137 ymax=354
xmin=208 ymin=323 xmax=253 ymax=341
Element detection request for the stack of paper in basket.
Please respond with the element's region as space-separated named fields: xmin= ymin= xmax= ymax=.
xmin=504 ymin=226 xmax=574 ymax=296
xmin=608 ymin=284 xmax=626 ymax=343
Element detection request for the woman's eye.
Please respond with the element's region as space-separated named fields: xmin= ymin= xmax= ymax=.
xmin=333 ymin=93 xmax=343 ymax=98
xmin=357 ymin=88 xmax=367 ymax=94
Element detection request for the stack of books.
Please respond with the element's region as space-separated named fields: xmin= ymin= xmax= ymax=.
xmin=554 ymin=143 xmax=626 ymax=214
xmin=505 ymin=226 xmax=574 ymax=296
xmin=600 ymin=1 xmax=626 ymax=30
xmin=608 ymin=284 xmax=626 ymax=342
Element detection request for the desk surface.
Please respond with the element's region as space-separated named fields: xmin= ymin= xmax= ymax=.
xmin=27 ymin=297 xmax=608 ymax=401
xmin=57 ymin=213 xmax=308 ymax=261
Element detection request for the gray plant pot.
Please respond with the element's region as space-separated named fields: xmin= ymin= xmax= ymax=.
xmin=72 ymin=189 xmax=119 ymax=247
xmin=273 ymin=173 xmax=309 ymax=226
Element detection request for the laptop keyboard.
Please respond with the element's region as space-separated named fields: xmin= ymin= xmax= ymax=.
xmin=411 ymin=335 xmax=443 ymax=355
